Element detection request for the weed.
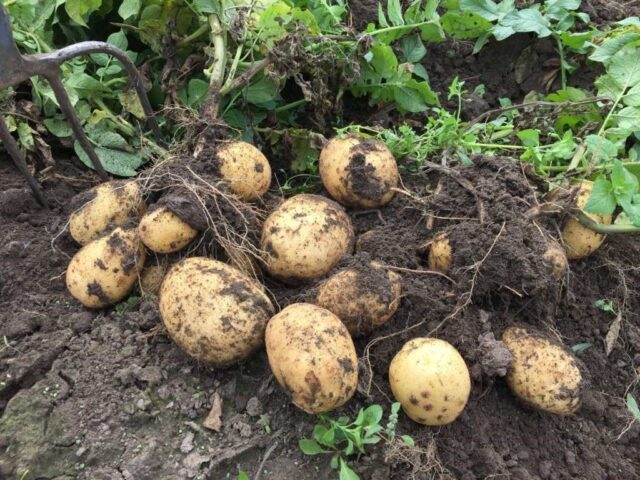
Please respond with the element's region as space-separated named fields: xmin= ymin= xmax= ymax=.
xmin=595 ymin=299 xmax=617 ymax=316
xmin=114 ymin=295 xmax=141 ymax=317
xmin=260 ymin=414 xmax=272 ymax=434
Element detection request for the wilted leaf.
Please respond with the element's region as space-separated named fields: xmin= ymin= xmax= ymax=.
xmin=604 ymin=311 xmax=622 ymax=356
xmin=202 ymin=392 xmax=223 ymax=431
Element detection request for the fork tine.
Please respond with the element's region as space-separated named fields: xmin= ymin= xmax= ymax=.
xmin=0 ymin=114 xmax=47 ymax=207
xmin=46 ymin=73 xmax=109 ymax=180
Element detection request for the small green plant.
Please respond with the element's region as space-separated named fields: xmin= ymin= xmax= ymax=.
xmin=237 ymin=470 xmax=250 ymax=480
xmin=595 ymin=299 xmax=617 ymax=316
xmin=114 ymin=295 xmax=141 ymax=316
xmin=299 ymin=403 xmax=414 ymax=480
xmin=260 ymin=414 xmax=272 ymax=434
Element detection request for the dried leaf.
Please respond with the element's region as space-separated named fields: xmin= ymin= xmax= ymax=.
xmin=202 ymin=392 xmax=223 ymax=431
xmin=605 ymin=311 xmax=622 ymax=356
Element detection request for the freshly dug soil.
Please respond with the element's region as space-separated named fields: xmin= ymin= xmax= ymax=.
xmin=1 ymin=148 xmax=639 ymax=480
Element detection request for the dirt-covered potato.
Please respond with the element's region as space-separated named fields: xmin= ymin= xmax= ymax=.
xmin=69 ymin=180 xmax=145 ymax=245
xmin=159 ymin=257 xmax=274 ymax=366
xmin=319 ymin=136 xmax=399 ymax=208
xmin=561 ymin=182 xmax=612 ymax=259
xmin=138 ymin=207 xmax=198 ymax=254
xmin=216 ymin=141 xmax=272 ymax=201
xmin=139 ymin=263 xmax=167 ymax=296
xmin=502 ymin=326 xmax=582 ymax=414
xmin=265 ymin=303 xmax=358 ymax=413
xmin=427 ymin=232 xmax=452 ymax=274
xmin=261 ymin=194 xmax=354 ymax=282
xmin=543 ymin=242 xmax=568 ymax=279
xmin=66 ymin=227 xmax=146 ymax=308
xmin=389 ymin=338 xmax=471 ymax=426
xmin=316 ymin=262 xmax=402 ymax=336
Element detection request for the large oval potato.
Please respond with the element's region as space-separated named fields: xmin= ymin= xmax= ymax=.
xmin=138 ymin=207 xmax=198 ymax=253
xmin=261 ymin=194 xmax=354 ymax=283
xmin=69 ymin=180 xmax=145 ymax=245
xmin=159 ymin=257 xmax=274 ymax=366
xmin=389 ymin=338 xmax=471 ymax=426
xmin=502 ymin=326 xmax=582 ymax=414
xmin=319 ymin=136 xmax=399 ymax=208
xmin=266 ymin=303 xmax=358 ymax=413
xmin=316 ymin=262 xmax=402 ymax=336
xmin=561 ymin=182 xmax=612 ymax=259
xmin=66 ymin=227 xmax=146 ymax=308
xmin=217 ymin=141 xmax=272 ymax=201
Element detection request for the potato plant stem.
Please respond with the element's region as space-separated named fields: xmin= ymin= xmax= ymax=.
xmin=574 ymin=210 xmax=640 ymax=234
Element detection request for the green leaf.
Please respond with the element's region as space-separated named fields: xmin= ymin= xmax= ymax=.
xmin=17 ymin=122 xmax=34 ymax=151
xmin=589 ymin=34 xmax=640 ymax=64
xmin=613 ymin=106 xmax=640 ymax=131
xmin=194 ymin=0 xmax=220 ymax=14
xmin=585 ymin=135 xmax=618 ymax=161
xmin=118 ymin=0 xmax=141 ymax=19
xmin=500 ymin=8 xmax=551 ymax=37
xmin=608 ymin=46 xmax=640 ymax=88
xmin=626 ymin=394 xmax=640 ymax=421
xmin=571 ymin=342 xmax=593 ymax=353
xmin=595 ymin=74 xmax=624 ymax=101
xmin=362 ymin=405 xmax=383 ymax=426
xmin=560 ymin=31 xmax=593 ymax=51
xmin=74 ymin=141 xmax=145 ymax=177
xmin=517 ymin=129 xmax=540 ymax=148
xmin=299 ymin=439 xmax=326 ymax=455
xmin=245 ymin=76 xmax=279 ymax=105
xmin=401 ymin=435 xmax=415 ymax=446
xmin=400 ymin=35 xmax=427 ymax=63
xmin=459 ymin=0 xmax=502 ymax=21
xmin=237 ymin=470 xmax=250 ymax=480
xmin=387 ymin=0 xmax=404 ymax=26
xmin=441 ymin=11 xmax=493 ymax=39
xmin=43 ymin=117 xmax=72 ymax=138
xmin=611 ymin=160 xmax=639 ymax=198
xmin=391 ymin=402 xmax=401 ymax=414
xmin=65 ymin=0 xmax=102 ymax=27
xmin=186 ymin=78 xmax=209 ymax=108
xmin=584 ymin=177 xmax=617 ymax=215
xmin=118 ymin=91 xmax=146 ymax=119
xmin=623 ymin=83 xmax=640 ymax=106
xmin=65 ymin=73 xmax=108 ymax=94
xmin=339 ymin=459 xmax=360 ymax=480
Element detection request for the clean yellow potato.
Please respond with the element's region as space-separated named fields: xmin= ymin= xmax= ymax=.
xmin=319 ymin=136 xmax=399 ymax=208
xmin=316 ymin=262 xmax=402 ymax=336
xmin=139 ymin=263 xmax=167 ymax=296
xmin=69 ymin=180 xmax=145 ymax=245
xmin=561 ymin=182 xmax=612 ymax=259
xmin=265 ymin=303 xmax=358 ymax=413
xmin=261 ymin=194 xmax=354 ymax=283
xmin=543 ymin=242 xmax=568 ymax=279
xmin=138 ymin=207 xmax=198 ymax=254
xmin=427 ymin=233 xmax=452 ymax=274
xmin=159 ymin=257 xmax=274 ymax=366
xmin=66 ymin=227 xmax=146 ymax=308
xmin=217 ymin=141 xmax=272 ymax=201
xmin=389 ymin=337 xmax=471 ymax=426
xmin=502 ymin=326 xmax=582 ymax=414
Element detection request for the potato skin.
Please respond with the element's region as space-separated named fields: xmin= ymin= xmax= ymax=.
xmin=543 ymin=242 xmax=568 ymax=279
xmin=66 ymin=227 xmax=146 ymax=308
xmin=159 ymin=257 xmax=274 ymax=366
xmin=502 ymin=326 xmax=582 ymax=414
xmin=139 ymin=263 xmax=167 ymax=296
xmin=561 ymin=183 xmax=612 ymax=259
xmin=69 ymin=181 xmax=145 ymax=245
xmin=316 ymin=263 xmax=402 ymax=336
xmin=217 ymin=141 xmax=272 ymax=201
xmin=427 ymin=233 xmax=452 ymax=274
xmin=389 ymin=338 xmax=471 ymax=426
xmin=261 ymin=194 xmax=354 ymax=283
xmin=265 ymin=303 xmax=358 ymax=413
xmin=319 ymin=137 xmax=399 ymax=208
xmin=138 ymin=207 xmax=198 ymax=253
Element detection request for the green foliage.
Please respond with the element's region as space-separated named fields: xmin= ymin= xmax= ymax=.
xmin=299 ymin=402 xmax=414 ymax=480
xmin=627 ymin=394 xmax=640 ymax=422
xmin=595 ymin=299 xmax=617 ymax=315
xmin=237 ymin=470 xmax=250 ymax=480
xmin=571 ymin=342 xmax=592 ymax=353
xmin=114 ymin=295 xmax=141 ymax=316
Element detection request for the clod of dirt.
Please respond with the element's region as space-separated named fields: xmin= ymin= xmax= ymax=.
xmin=477 ymin=332 xmax=513 ymax=377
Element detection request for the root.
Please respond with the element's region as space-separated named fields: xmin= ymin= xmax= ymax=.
xmin=384 ymin=436 xmax=454 ymax=480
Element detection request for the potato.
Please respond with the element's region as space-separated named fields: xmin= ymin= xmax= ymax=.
xmin=427 ymin=232 xmax=452 ymax=274
xmin=389 ymin=338 xmax=471 ymax=426
xmin=319 ymin=136 xmax=399 ymax=208
xmin=139 ymin=263 xmax=167 ymax=296
xmin=316 ymin=262 xmax=402 ymax=336
xmin=217 ymin=141 xmax=272 ymax=201
xmin=159 ymin=257 xmax=274 ymax=366
xmin=66 ymin=227 xmax=146 ymax=308
xmin=561 ymin=182 xmax=612 ymax=259
xmin=502 ymin=326 xmax=582 ymax=415
xmin=138 ymin=207 xmax=198 ymax=254
xmin=261 ymin=194 xmax=354 ymax=282
xmin=265 ymin=303 xmax=358 ymax=413
xmin=543 ymin=242 xmax=568 ymax=279
xmin=69 ymin=180 xmax=145 ymax=245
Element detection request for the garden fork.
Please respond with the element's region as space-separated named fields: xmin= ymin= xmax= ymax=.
xmin=0 ymin=5 xmax=162 ymax=206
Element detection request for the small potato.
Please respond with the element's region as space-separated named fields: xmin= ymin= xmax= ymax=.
xmin=502 ymin=326 xmax=582 ymax=414
xmin=543 ymin=242 xmax=568 ymax=279
xmin=159 ymin=257 xmax=274 ymax=366
xmin=426 ymin=232 xmax=452 ymax=274
xmin=139 ymin=263 xmax=167 ymax=296
xmin=316 ymin=262 xmax=402 ymax=336
xmin=266 ymin=303 xmax=358 ymax=413
xmin=319 ymin=136 xmax=399 ymax=208
xmin=261 ymin=194 xmax=354 ymax=283
xmin=69 ymin=180 xmax=145 ymax=245
xmin=389 ymin=338 xmax=471 ymax=426
xmin=217 ymin=141 xmax=272 ymax=201
xmin=66 ymin=227 xmax=146 ymax=308
xmin=561 ymin=182 xmax=612 ymax=259
xmin=138 ymin=207 xmax=198 ymax=254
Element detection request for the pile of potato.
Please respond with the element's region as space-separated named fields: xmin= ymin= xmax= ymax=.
xmin=64 ymin=135 xmax=588 ymax=426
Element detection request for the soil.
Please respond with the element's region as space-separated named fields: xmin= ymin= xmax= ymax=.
xmin=2 ymin=1 xmax=640 ymax=479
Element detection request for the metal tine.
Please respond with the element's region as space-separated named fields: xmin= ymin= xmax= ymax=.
xmin=0 ymin=115 xmax=47 ymax=206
